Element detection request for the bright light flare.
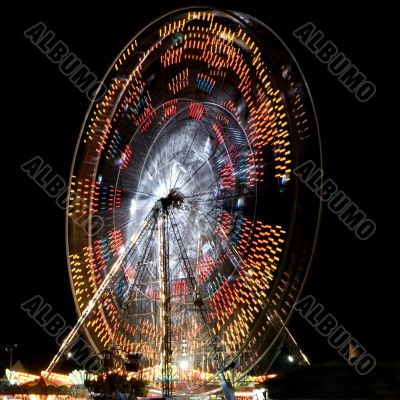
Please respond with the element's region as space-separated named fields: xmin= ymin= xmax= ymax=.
xmin=179 ymin=360 xmax=189 ymax=370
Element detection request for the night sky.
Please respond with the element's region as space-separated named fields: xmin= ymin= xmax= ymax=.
xmin=3 ymin=1 xmax=397 ymax=375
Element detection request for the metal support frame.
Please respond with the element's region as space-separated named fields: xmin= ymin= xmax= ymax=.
xmin=169 ymin=209 xmax=235 ymax=400
xmin=46 ymin=206 xmax=158 ymax=374
xmin=48 ymin=193 xmax=308 ymax=400
xmin=159 ymin=212 xmax=172 ymax=397
xmin=107 ymin=217 xmax=158 ymax=363
xmin=269 ymin=311 xmax=310 ymax=366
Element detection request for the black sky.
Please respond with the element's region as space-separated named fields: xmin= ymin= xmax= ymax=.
xmin=2 ymin=1 xmax=398 ymax=374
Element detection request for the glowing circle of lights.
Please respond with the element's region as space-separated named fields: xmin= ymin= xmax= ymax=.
xmin=67 ymin=8 xmax=321 ymax=395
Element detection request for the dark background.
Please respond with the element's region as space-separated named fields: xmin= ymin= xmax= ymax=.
xmin=2 ymin=1 xmax=397 ymax=374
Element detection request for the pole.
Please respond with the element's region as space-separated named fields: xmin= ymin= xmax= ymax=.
xmin=159 ymin=211 xmax=172 ymax=397
xmin=5 ymin=344 xmax=17 ymax=371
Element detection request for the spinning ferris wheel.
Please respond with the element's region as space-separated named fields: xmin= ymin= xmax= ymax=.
xmin=47 ymin=7 xmax=321 ymax=398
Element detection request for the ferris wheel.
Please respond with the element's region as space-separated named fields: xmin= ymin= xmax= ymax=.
xmin=48 ymin=7 xmax=321 ymax=397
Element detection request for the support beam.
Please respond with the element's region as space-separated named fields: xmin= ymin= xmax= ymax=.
xmin=159 ymin=212 xmax=172 ymax=397
xmin=169 ymin=209 xmax=235 ymax=400
xmin=46 ymin=207 xmax=157 ymax=374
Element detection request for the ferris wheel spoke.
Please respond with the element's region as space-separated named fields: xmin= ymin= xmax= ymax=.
xmin=184 ymin=191 xmax=217 ymax=199
xmin=179 ymin=147 xmax=225 ymax=191
xmin=167 ymin=120 xmax=179 ymax=190
xmin=123 ymin=188 xmax=161 ymax=199
xmin=172 ymin=125 xmax=201 ymax=189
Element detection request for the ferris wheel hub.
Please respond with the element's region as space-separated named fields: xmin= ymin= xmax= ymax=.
xmin=158 ymin=189 xmax=185 ymax=212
